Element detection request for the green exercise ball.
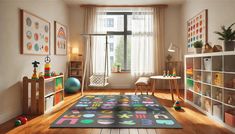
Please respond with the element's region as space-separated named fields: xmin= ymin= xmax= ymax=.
xmin=65 ymin=77 xmax=81 ymax=94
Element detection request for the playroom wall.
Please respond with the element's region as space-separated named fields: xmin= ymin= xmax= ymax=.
xmin=68 ymin=5 xmax=182 ymax=89
xmin=0 ymin=0 xmax=69 ymax=124
xmin=180 ymin=0 xmax=235 ymax=54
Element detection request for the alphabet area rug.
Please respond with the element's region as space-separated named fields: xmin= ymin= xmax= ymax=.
xmin=51 ymin=95 xmax=182 ymax=129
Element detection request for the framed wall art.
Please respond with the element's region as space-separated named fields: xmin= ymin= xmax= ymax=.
xmin=54 ymin=21 xmax=67 ymax=55
xmin=20 ymin=9 xmax=50 ymax=55
xmin=187 ymin=9 xmax=208 ymax=53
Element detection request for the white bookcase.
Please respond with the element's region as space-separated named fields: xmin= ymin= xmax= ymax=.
xmin=184 ymin=52 xmax=235 ymax=132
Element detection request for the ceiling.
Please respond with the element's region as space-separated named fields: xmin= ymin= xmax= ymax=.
xmin=63 ymin=0 xmax=186 ymax=5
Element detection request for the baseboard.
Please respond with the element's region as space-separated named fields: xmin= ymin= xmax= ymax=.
xmin=0 ymin=110 xmax=22 ymax=125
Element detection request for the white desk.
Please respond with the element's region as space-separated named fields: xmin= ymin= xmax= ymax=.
xmin=150 ymin=75 xmax=181 ymax=102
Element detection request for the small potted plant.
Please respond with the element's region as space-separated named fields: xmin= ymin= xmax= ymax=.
xmin=112 ymin=63 xmax=121 ymax=73
xmin=214 ymin=23 xmax=235 ymax=51
xmin=193 ymin=40 xmax=203 ymax=54
xmin=116 ymin=64 xmax=121 ymax=73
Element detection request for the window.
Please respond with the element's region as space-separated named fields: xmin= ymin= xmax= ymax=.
xmin=104 ymin=18 xmax=114 ymax=27
xmin=102 ymin=12 xmax=132 ymax=71
xmin=110 ymin=43 xmax=114 ymax=52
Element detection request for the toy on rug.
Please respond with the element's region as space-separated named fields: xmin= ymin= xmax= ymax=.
xmin=15 ymin=116 xmax=28 ymax=126
xmin=173 ymin=101 xmax=182 ymax=111
xmin=31 ymin=61 xmax=40 ymax=80
xmin=44 ymin=56 xmax=51 ymax=78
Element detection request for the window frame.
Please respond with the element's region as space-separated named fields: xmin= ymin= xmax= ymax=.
xmin=106 ymin=12 xmax=132 ymax=71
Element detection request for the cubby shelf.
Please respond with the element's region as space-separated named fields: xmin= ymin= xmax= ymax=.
xmin=68 ymin=60 xmax=83 ymax=83
xmin=185 ymin=52 xmax=235 ymax=133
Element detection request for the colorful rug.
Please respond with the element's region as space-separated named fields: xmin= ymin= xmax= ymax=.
xmin=51 ymin=95 xmax=182 ymax=128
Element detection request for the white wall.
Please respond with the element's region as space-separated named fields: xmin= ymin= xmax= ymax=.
xmin=68 ymin=5 xmax=182 ymax=89
xmin=180 ymin=0 xmax=235 ymax=54
xmin=0 ymin=0 xmax=69 ymax=124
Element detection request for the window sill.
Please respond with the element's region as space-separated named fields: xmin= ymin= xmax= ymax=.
xmin=111 ymin=71 xmax=130 ymax=74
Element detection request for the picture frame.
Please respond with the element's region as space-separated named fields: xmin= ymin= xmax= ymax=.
xmin=20 ymin=9 xmax=50 ymax=55
xmin=187 ymin=9 xmax=208 ymax=53
xmin=54 ymin=21 xmax=67 ymax=55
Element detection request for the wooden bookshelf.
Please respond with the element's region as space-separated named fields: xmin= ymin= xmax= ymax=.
xmin=23 ymin=75 xmax=64 ymax=115
xmin=68 ymin=60 xmax=83 ymax=83
xmin=185 ymin=52 xmax=235 ymax=133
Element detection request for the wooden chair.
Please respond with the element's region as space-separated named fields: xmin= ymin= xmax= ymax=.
xmin=135 ymin=77 xmax=151 ymax=95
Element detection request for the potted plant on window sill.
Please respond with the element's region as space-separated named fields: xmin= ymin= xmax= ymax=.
xmin=112 ymin=63 xmax=122 ymax=73
xmin=214 ymin=23 xmax=235 ymax=51
xmin=193 ymin=40 xmax=203 ymax=54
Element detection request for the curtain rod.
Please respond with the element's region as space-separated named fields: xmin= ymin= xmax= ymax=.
xmin=80 ymin=4 xmax=168 ymax=8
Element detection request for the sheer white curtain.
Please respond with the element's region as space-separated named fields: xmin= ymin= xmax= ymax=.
xmin=84 ymin=7 xmax=109 ymax=75
xmin=131 ymin=8 xmax=155 ymax=76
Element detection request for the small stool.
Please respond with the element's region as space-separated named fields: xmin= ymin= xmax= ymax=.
xmin=135 ymin=77 xmax=151 ymax=95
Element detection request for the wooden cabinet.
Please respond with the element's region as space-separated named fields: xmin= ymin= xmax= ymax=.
xmin=68 ymin=60 xmax=83 ymax=83
xmin=185 ymin=52 xmax=235 ymax=132
xmin=23 ymin=75 xmax=64 ymax=115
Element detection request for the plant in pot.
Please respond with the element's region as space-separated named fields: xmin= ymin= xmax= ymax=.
xmin=193 ymin=40 xmax=203 ymax=54
xmin=214 ymin=23 xmax=235 ymax=51
xmin=112 ymin=62 xmax=121 ymax=73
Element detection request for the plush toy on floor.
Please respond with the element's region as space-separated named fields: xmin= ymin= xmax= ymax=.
xmin=173 ymin=101 xmax=182 ymax=111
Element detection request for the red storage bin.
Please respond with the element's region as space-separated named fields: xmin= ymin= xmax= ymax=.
xmin=225 ymin=110 xmax=235 ymax=127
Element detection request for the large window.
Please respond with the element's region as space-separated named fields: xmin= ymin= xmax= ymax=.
xmin=103 ymin=12 xmax=132 ymax=71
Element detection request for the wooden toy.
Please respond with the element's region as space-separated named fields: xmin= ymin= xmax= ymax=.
xmin=15 ymin=120 xmax=22 ymax=126
xmin=167 ymin=70 xmax=170 ymax=77
xmin=172 ymin=68 xmax=176 ymax=77
xmin=44 ymin=56 xmax=51 ymax=78
xmin=31 ymin=61 xmax=40 ymax=80
xmin=163 ymin=70 xmax=166 ymax=77
xmin=204 ymin=43 xmax=213 ymax=53
xmin=38 ymin=72 xmax=43 ymax=78
xmin=213 ymin=45 xmax=222 ymax=52
xmin=173 ymin=101 xmax=182 ymax=110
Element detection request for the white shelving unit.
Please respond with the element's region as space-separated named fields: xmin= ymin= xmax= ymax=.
xmin=185 ymin=52 xmax=235 ymax=133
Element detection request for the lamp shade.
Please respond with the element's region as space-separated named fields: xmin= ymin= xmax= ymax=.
xmin=168 ymin=42 xmax=175 ymax=52
xmin=72 ymin=47 xmax=79 ymax=54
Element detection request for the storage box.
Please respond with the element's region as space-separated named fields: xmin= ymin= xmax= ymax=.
xmin=213 ymin=104 xmax=222 ymax=119
xmin=45 ymin=95 xmax=54 ymax=111
xmin=204 ymin=58 xmax=212 ymax=70
xmin=225 ymin=110 xmax=235 ymax=127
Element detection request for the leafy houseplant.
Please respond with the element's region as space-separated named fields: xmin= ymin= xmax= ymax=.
xmin=214 ymin=23 xmax=235 ymax=51
xmin=112 ymin=63 xmax=121 ymax=73
xmin=193 ymin=40 xmax=203 ymax=54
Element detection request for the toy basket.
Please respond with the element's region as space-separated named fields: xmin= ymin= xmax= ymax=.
xmin=89 ymin=74 xmax=109 ymax=87
xmin=204 ymin=58 xmax=212 ymax=70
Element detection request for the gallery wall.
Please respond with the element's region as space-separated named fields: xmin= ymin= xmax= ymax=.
xmin=0 ymin=0 xmax=69 ymax=124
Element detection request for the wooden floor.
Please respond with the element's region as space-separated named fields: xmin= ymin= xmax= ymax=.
xmin=0 ymin=89 xmax=233 ymax=134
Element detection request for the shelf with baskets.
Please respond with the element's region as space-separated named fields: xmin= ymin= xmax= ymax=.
xmin=68 ymin=60 xmax=83 ymax=83
xmin=23 ymin=75 xmax=64 ymax=115
xmin=185 ymin=52 xmax=235 ymax=132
